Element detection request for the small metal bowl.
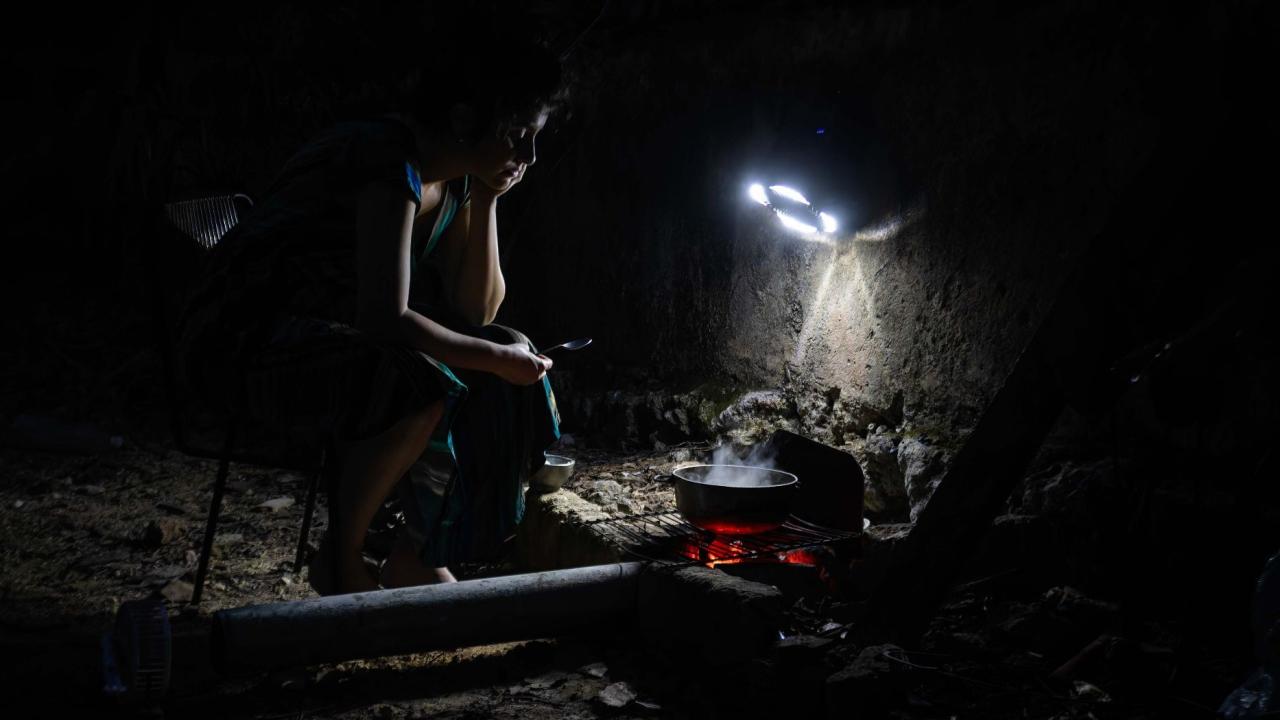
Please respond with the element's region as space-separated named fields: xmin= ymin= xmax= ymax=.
xmin=530 ymin=453 xmax=575 ymax=490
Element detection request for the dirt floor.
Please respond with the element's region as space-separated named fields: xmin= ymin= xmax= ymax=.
xmin=1 ymin=430 xmax=1238 ymax=719
xmin=0 ymin=427 xmax=699 ymax=718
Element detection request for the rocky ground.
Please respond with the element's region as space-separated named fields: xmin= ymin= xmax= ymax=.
xmin=1 ymin=424 xmax=1249 ymax=719
xmin=0 ymin=424 xmax=701 ymax=719
xmin=0 ymin=302 xmax=1260 ymax=718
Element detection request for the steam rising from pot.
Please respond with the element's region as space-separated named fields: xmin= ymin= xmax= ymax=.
xmin=704 ymin=443 xmax=779 ymax=486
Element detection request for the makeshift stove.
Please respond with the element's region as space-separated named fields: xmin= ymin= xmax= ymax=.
xmin=576 ymin=509 xmax=863 ymax=637
xmin=583 ymin=510 xmax=860 ymax=570
xmin=580 ymin=430 xmax=866 ymax=583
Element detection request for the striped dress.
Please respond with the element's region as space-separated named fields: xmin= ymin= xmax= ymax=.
xmin=176 ymin=116 xmax=560 ymax=566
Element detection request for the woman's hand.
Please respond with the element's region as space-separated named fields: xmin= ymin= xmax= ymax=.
xmin=470 ymin=164 xmax=526 ymax=200
xmin=492 ymin=342 xmax=552 ymax=385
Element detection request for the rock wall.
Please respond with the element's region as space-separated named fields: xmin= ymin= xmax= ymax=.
xmin=503 ymin=1 xmax=1216 ymax=519
xmin=24 ymin=2 xmax=1269 ymax=523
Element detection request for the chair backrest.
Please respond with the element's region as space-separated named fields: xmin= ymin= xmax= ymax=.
xmin=150 ymin=193 xmax=322 ymax=470
xmin=151 ymin=193 xmax=253 ymax=459
xmin=162 ymin=193 xmax=254 ymax=250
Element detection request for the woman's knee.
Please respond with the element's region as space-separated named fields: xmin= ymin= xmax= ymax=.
xmin=370 ymin=399 xmax=444 ymax=459
xmin=406 ymin=399 xmax=446 ymax=430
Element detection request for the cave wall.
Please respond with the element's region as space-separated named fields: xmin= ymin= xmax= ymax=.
xmin=499 ymin=1 xmax=1211 ymax=518
xmin=10 ymin=2 xmax=1271 ymax=522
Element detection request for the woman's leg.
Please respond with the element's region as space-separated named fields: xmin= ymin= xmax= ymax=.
xmin=407 ymin=322 xmax=559 ymax=566
xmin=332 ymin=399 xmax=444 ymax=592
xmin=381 ymin=533 xmax=457 ymax=587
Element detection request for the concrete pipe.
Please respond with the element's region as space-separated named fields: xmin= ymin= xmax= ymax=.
xmin=212 ymin=562 xmax=644 ymax=675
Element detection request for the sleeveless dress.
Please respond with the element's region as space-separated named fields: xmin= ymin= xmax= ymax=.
xmin=176 ymin=116 xmax=561 ymax=566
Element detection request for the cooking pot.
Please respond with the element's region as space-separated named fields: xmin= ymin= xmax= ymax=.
xmin=672 ymin=464 xmax=799 ymax=535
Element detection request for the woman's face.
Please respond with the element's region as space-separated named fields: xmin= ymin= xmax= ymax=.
xmin=470 ymin=110 xmax=548 ymax=192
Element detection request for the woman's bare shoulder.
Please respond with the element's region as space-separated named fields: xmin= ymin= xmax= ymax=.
xmin=414 ymin=181 xmax=446 ymax=221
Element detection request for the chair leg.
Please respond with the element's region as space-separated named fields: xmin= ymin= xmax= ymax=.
xmin=324 ymin=443 xmax=342 ymax=584
xmin=294 ymin=446 xmax=327 ymax=573
xmin=192 ymin=418 xmax=236 ymax=605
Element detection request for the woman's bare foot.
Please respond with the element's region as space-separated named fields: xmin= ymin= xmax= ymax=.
xmin=380 ymin=534 xmax=457 ymax=587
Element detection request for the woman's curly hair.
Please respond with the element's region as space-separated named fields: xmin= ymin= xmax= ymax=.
xmin=395 ymin=21 xmax=569 ymax=143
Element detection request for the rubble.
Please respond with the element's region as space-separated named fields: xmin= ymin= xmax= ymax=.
xmin=897 ymin=436 xmax=948 ymax=522
xmin=576 ymin=480 xmax=637 ymax=514
xmin=160 ymin=579 xmax=194 ymax=603
xmin=595 ymin=681 xmax=637 ymax=708
xmin=143 ymin=517 xmax=186 ymax=546
xmin=0 ymin=416 xmax=1265 ymax=719
xmin=825 ymin=644 xmax=911 ymax=716
xmin=256 ymin=496 xmax=295 ymax=512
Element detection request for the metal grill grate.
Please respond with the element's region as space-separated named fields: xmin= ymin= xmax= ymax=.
xmin=584 ymin=511 xmax=861 ymax=567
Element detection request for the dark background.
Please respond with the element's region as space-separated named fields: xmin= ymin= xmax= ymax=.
xmin=4 ymin=0 xmax=1276 ymax=417
xmin=2 ymin=2 xmax=1278 ymax=708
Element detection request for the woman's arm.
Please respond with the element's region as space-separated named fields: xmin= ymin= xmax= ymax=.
xmin=354 ymin=181 xmax=546 ymax=384
xmin=436 ymin=184 xmax=505 ymax=326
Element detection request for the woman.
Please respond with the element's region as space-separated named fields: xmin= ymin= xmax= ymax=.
xmin=177 ymin=39 xmax=565 ymax=594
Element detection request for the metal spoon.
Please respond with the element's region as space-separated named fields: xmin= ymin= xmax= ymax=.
xmin=541 ymin=337 xmax=593 ymax=354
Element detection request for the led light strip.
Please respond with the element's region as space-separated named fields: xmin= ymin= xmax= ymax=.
xmin=748 ymin=183 xmax=838 ymax=236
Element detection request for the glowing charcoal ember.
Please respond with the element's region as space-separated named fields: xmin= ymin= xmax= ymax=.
xmin=679 ymin=537 xmax=750 ymax=566
xmin=695 ymin=519 xmax=789 ymax=536
xmin=781 ymin=548 xmax=820 ymax=566
xmin=678 ymin=535 xmax=824 ymax=568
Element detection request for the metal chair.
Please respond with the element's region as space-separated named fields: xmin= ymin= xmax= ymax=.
xmin=149 ymin=193 xmax=332 ymax=605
